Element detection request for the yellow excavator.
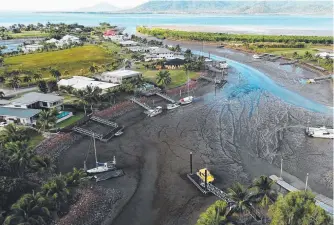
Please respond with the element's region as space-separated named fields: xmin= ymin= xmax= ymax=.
xmin=196 ymin=168 xmax=215 ymax=183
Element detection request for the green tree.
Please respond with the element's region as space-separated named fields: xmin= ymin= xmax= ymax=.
xmin=292 ymin=52 xmax=299 ymax=58
xmin=49 ymin=68 xmax=61 ymax=81
xmin=0 ymin=124 xmax=29 ymax=144
xmin=64 ymin=168 xmax=86 ymax=188
xmin=8 ymin=76 xmax=21 ymax=91
xmin=175 ymin=44 xmax=181 ymax=52
xmin=84 ymin=86 xmax=102 ymax=112
xmin=156 ymin=70 xmax=172 ymax=88
xmin=251 ymin=175 xmax=277 ymax=207
xmin=184 ymin=49 xmax=193 ymax=62
xmin=33 ymin=73 xmax=42 ymax=81
xmin=0 ymin=56 xmax=4 ymax=66
xmin=3 ymin=141 xmax=34 ymax=177
xmin=36 ymin=109 xmax=58 ymax=131
xmin=41 ymin=175 xmax=69 ymax=211
xmin=4 ymin=191 xmax=50 ymax=225
xmin=196 ymin=200 xmax=236 ymax=225
xmin=38 ymin=80 xmax=48 ymax=93
xmin=73 ymin=89 xmax=88 ymax=114
xmin=89 ymin=64 xmax=99 ymax=74
xmin=23 ymin=75 xmax=32 ymax=86
xmin=63 ymin=70 xmax=70 ymax=76
xmin=269 ymin=191 xmax=332 ymax=225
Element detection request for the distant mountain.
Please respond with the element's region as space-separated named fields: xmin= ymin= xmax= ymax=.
xmin=125 ymin=1 xmax=333 ymax=15
xmin=76 ymin=2 xmax=120 ymax=12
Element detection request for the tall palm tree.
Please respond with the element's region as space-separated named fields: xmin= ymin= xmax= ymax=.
xmin=36 ymin=109 xmax=58 ymax=132
xmin=63 ymin=70 xmax=70 ymax=76
xmin=33 ymin=73 xmax=42 ymax=81
xmin=228 ymin=183 xmax=258 ymax=220
xmin=4 ymin=191 xmax=50 ymax=225
xmin=89 ymin=64 xmax=99 ymax=74
xmin=251 ymin=175 xmax=277 ymax=207
xmin=49 ymin=68 xmax=61 ymax=81
xmin=3 ymin=141 xmax=34 ymax=177
xmin=84 ymin=86 xmax=102 ymax=112
xmin=156 ymin=70 xmax=172 ymax=88
xmin=9 ymin=76 xmax=21 ymax=91
xmin=104 ymin=88 xmax=116 ymax=104
xmin=0 ymin=123 xmax=29 ymax=145
xmin=196 ymin=200 xmax=236 ymax=225
xmin=41 ymin=174 xmax=69 ymax=210
xmin=65 ymin=168 xmax=86 ymax=188
xmin=29 ymin=156 xmax=55 ymax=174
xmin=23 ymin=75 xmax=32 ymax=87
xmin=184 ymin=49 xmax=193 ymax=62
xmin=73 ymin=89 xmax=88 ymax=114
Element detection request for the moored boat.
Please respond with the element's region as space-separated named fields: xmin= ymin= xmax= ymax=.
xmin=179 ymin=96 xmax=193 ymax=105
xmin=167 ymin=103 xmax=180 ymax=110
xmin=306 ymin=126 xmax=334 ymax=139
xmin=253 ymin=54 xmax=261 ymax=59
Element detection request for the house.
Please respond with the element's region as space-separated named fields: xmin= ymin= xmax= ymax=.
xmin=104 ymin=29 xmax=117 ymax=37
xmin=99 ymin=70 xmax=142 ymax=84
xmin=127 ymin=46 xmax=149 ymax=53
xmin=5 ymin=92 xmax=64 ymax=110
xmin=0 ymin=107 xmax=41 ymax=125
xmin=164 ymin=58 xmax=185 ymax=69
xmin=22 ymin=44 xmax=43 ymax=53
xmin=58 ymin=76 xmax=119 ymax=91
xmin=119 ymin=40 xmax=138 ymax=47
xmin=144 ymin=47 xmax=185 ymax=61
xmin=104 ymin=35 xmax=125 ymax=42
xmin=315 ymin=52 xmax=334 ymax=59
xmin=45 ymin=35 xmax=81 ymax=48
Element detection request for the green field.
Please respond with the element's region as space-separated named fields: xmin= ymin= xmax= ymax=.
xmin=9 ymin=31 xmax=49 ymax=39
xmin=2 ymin=45 xmax=114 ymax=78
xmin=142 ymin=69 xmax=199 ymax=88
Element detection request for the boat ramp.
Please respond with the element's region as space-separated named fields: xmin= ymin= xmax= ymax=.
xmin=129 ymin=97 xmax=162 ymax=117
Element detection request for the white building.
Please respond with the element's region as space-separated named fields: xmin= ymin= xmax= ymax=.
xmin=315 ymin=52 xmax=334 ymax=59
xmin=103 ymin=35 xmax=125 ymax=42
xmin=99 ymin=70 xmax=142 ymax=84
xmin=45 ymin=35 xmax=81 ymax=48
xmin=58 ymin=76 xmax=119 ymax=91
xmin=22 ymin=44 xmax=43 ymax=53
xmin=144 ymin=48 xmax=184 ymax=61
xmin=119 ymin=40 xmax=138 ymax=47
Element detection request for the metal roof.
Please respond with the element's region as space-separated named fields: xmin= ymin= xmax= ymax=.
xmin=101 ymin=70 xmax=141 ymax=79
xmin=11 ymin=92 xmax=64 ymax=105
xmin=0 ymin=107 xmax=41 ymax=118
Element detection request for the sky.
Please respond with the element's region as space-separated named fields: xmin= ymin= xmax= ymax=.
xmin=0 ymin=0 xmax=329 ymax=11
xmin=0 ymin=0 xmax=148 ymax=11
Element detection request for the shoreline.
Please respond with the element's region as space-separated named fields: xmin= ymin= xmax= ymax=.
xmin=151 ymin=25 xmax=333 ymax=36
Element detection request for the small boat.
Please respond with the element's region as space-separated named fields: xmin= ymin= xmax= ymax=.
xmin=253 ymin=54 xmax=261 ymax=59
xmin=115 ymin=130 xmax=124 ymax=136
xmin=167 ymin=103 xmax=180 ymax=110
xmin=147 ymin=106 xmax=162 ymax=117
xmin=306 ymin=126 xmax=334 ymax=139
xmin=94 ymin=169 xmax=124 ymax=182
xmin=219 ymin=61 xmax=229 ymax=69
xmin=179 ymin=96 xmax=193 ymax=105
xmin=86 ymin=138 xmax=117 ymax=174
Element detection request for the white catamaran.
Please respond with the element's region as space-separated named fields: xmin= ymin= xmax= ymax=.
xmin=86 ymin=137 xmax=116 ymax=174
xmin=179 ymin=69 xmax=194 ymax=105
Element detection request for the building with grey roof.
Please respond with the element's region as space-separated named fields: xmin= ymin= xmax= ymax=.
xmin=8 ymin=92 xmax=64 ymax=110
xmin=99 ymin=70 xmax=142 ymax=84
xmin=0 ymin=107 xmax=41 ymax=125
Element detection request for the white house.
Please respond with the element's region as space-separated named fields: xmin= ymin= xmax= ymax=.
xmin=315 ymin=52 xmax=334 ymax=59
xmin=119 ymin=40 xmax=138 ymax=47
xmin=144 ymin=48 xmax=184 ymax=61
xmin=103 ymin=35 xmax=125 ymax=42
xmin=45 ymin=35 xmax=81 ymax=48
xmin=22 ymin=44 xmax=43 ymax=53
xmin=99 ymin=70 xmax=142 ymax=84
xmin=0 ymin=107 xmax=41 ymax=125
xmin=58 ymin=76 xmax=119 ymax=91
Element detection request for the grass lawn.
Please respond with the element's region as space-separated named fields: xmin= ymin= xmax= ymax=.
xmin=9 ymin=31 xmax=50 ymax=39
xmin=2 ymin=45 xmax=114 ymax=79
xmin=142 ymin=69 xmax=199 ymax=88
xmin=56 ymin=113 xmax=85 ymax=128
xmin=29 ymin=134 xmax=44 ymax=148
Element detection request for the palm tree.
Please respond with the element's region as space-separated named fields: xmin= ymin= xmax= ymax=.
xmin=41 ymin=174 xmax=69 ymax=210
xmin=0 ymin=123 xmax=29 ymax=145
xmin=3 ymin=141 xmax=34 ymax=177
xmin=104 ymin=88 xmax=117 ymax=104
xmin=89 ymin=64 xmax=99 ymax=74
xmin=84 ymin=86 xmax=102 ymax=112
xmin=23 ymin=75 xmax=32 ymax=87
xmin=196 ymin=200 xmax=236 ymax=225
xmin=49 ymin=68 xmax=61 ymax=81
xmin=156 ymin=70 xmax=172 ymax=88
xmin=0 ymin=91 xmax=5 ymax=99
xmin=251 ymin=175 xmax=277 ymax=207
xmin=73 ymin=89 xmax=88 ymax=114
xmin=36 ymin=109 xmax=58 ymax=132
xmin=228 ymin=183 xmax=258 ymax=220
xmin=4 ymin=191 xmax=50 ymax=225
xmin=63 ymin=70 xmax=70 ymax=76
xmin=65 ymin=168 xmax=86 ymax=188
xmin=9 ymin=76 xmax=21 ymax=91
xmin=29 ymin=156 xmax=55 ymax=174
xmin=125 ymin=59 xmax=132 ymax=69
xmin=33 ymin=73 xmax=42 ymax=81
xmin=184 ymin=49 xmax=193 ymax=62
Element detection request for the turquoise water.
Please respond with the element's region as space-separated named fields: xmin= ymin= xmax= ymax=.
xmin=0 ymin=12 xmax=332 ymax=33
xmin=192 ymin=50 xmax=333 ymax=115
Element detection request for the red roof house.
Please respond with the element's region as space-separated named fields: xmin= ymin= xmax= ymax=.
xmin=103 ymin=29 xmax=116 ymax=36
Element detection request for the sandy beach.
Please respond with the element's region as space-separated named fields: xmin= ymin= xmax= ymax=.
xmin=152 ymin=25 xmax=333 ymax=36
xmin=54 ymin=39 xmax=333 ymax=225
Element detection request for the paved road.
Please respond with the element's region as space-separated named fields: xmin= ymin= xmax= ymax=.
xmin=1 ymin=86 xmax=38 ymax=97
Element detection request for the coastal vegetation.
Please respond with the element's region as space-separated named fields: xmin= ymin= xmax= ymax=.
xmin=137 ymin=27 xmax=333 ymax=44
xmin=196 ymin=176 xmax=332 ymax=225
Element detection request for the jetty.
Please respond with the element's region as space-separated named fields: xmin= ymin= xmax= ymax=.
xmin=269 ymin=175 xmax=333 ymax=215
xmin=155 ymin=92 xmax=175 ymax=103
xmin=198 ymin=75 xmax=227 ymax=85
xmin=72 ymin=127 xmax=104 ymax=140
xmin=279 ymin=60 xmax=298 ymax=65
xmin=91 ymin=116 xmax=118 ymax=128
xmin=129 ymin=97 xmax=162 ymax=117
